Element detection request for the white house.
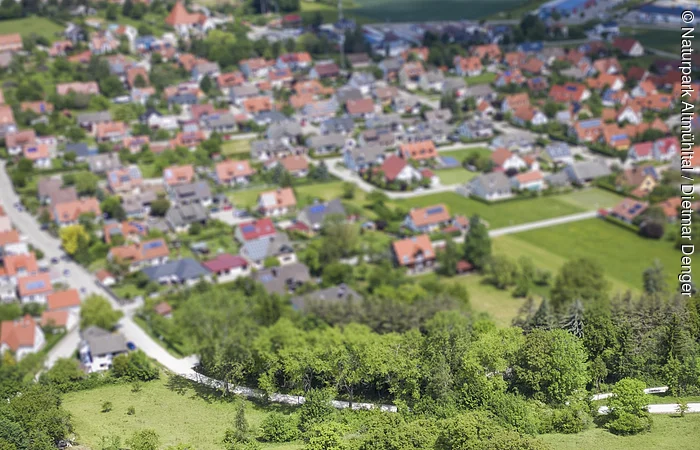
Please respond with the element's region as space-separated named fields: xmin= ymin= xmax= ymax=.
xmin=202 ymin=254 xmax=250 ymax=284
xmin=466 ymin=172 xmax=513 ymax=201
xmin=617 ymin=105 xmax=643 ymax=125
xmin=511 ymin=171 xmax=545 ymax=191
xmin=491 ymin=148 xmax=527 ymax=171
xmin=79 ymin=326 xmax=129 ymax=373
xmin=0 ymin=315 xmax=45 ymax=360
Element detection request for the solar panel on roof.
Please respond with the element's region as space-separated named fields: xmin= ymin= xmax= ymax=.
xmin=309 ymin=205 xmax=326 ymax=214
xmin=242 ymin=225 xmax=255 ymax=233
xmin=426 ymin=206 xmax=444 ymax=215
xmin=143 ymin=241 xmax=163 ymax=250
xmin=26 ymin=280 xmax=46 ymax=290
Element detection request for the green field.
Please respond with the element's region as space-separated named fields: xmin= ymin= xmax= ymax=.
xmin=222 ymin=139 xmax=253 ymax=158
xmin=439 ymin=146 xmax=492 ymax=163
xmin=0 ymin=17 xmax=64 ymax=41
xmin=447 ymin=274 xmax=529 ymax=326
xmin=621 ymin=27 xmax=679 ymax=54
xmin=436 ymin=167 xmax=479 ymax=185
xmin=541 ymin=415 xmax=700 ymax=450
xmin=465 ymin=72 xmax=498 ymax=85
xmin=501 ymin=219 xmax=682 ymax=292
xmin=63 ymin=376 xmax=302 ymax=450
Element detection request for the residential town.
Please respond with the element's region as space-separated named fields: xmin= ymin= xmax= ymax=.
xmin=0 ymin=0 xmax=698 ymax=448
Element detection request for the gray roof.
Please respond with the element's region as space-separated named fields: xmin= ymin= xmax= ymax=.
xmin=143 ymin=258 xmax=209 ymax=282
xmin=82 ymin=326 xmax=127 ymax=356
xmin=464 ymin=84 xmax=494 ymax=98
xmin=425 ymin=109 xmax=453 ymax=123
xmin=470 ymin=172 xmax=511 ymax=194
xmin=64 ymin=142 xmax=93 ymax=158
xmin=267 ymin=121 xmax=302 ymax=140
xmin=76 ymin=111 xmax=111 ymax=124
xmin=166 ymin=203 xmax=208 ymax=228
xmin=422 ymin=70 xmax=445 ymax=83
xmin=443 ymin=77 xmax=467 ymax=92
xmin=241 ymin=232 xmax=294 ymax=262
xmin=362 ymin=128 xmax=395 ymax=147
xmin=380 ymin=58 xmax=402 ymax=72
xmin=348 ymin=71 xmax=375 ymax=86
xmin=546 ymin=171 xmax=571 ymax=187
xmin=88 ymin=153 xmax=122 ymax=173
xmin=251 ymin=139 xmax=290 ymax=158
xmin=321 ymin=117 xmax=354 ymax=134
xmin=253 ymin=263 xmax=311 ymax=295
xmin=37 ymin=178 xmax=62 ymax=199
xmin=290 ymin=284 xmax=362 ymax=310
xmin=335 ymin=87 xmax=364 ymax=105
xmin=567 ymin=161 xmax=611 ymax=181
xmin=561 ymin=67 xmax=587 ymax=80
xmin=231 ymin=84 xmax=259 ymax=98
xmin=170 ymin=181 xmax=211 ymax=205
xmin=546 ymin=142 xmax=572 ymax=159
xmin=193 ymin=61 xmax=220 ymax=74
xmin=298 ymin=198 xmax=346 ymax=227
xmin=122 ymin=189 xmax=158 ymax=214
xmin=254 ymin=111 xmax=287 ymax=124
xmin=346 ymin=145 xmax=385 ymax=165
xmin=203 ymin=113 xmax=237 ymax=129
xmin=306 ymin=133 xmax=346 ymax=150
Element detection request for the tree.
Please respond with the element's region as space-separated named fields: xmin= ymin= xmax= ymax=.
xmin=128 ymin=429 xmax=160 ymax=450
xmin=606 ymin=378 xmax=652 ymax=435
xmin=437 ymin=238 xmax=460 ymax=277
xmin=299 ymin=388 xmax=335 ymax=431
xmin=149 ymin=197 xmax=170 ymax=217
xmin=484 ymin=255 xmax=518 ymax=289
xmin=642 ymin=259 xmax=668 ymax=294
xmin=112 ymin=350 xmax=159 ymax=381
xmin=560 ymin=298 xmax=585 ymax=338
xmin=101 ymin=196 xmax=126 ymax=221
xmin=257 ymin=413 xmax=298 ymax=442
xmin=75 ymin=172 xmax=99 ymax=196
xmin=80 ymin=295 xmax=123 ymax=331
xmin=106 ymin=3 xmax=119 ymax=20
xmin=512 ymin=329 xmax=589 ymax=405
xmin=550 ymin=258 xmax=609 ymax=311
xmin=530 ymin=298 xmax=555 ymax=331
xmin=463 ymin=215 xmax=491 ymax=269
xmin=304 ymin=422 xmax=345 ymax=450
xmin=676 ymin=398 xmax=689 ymax=417
xmin=60 ymin=225 xmax=90 ymax=256
xmin=42 ymin=358 xmax=86 ymax=390
xmin=341 ymin=182 xmax=355 ymax=199
xmin=199 ymin=75 xmax=213 ymax=95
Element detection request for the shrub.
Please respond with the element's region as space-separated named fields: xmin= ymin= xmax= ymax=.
xmin=127 ymin=405 xmax=136 ymax=415
xmin=551 ymin=406 xmax=588 ymax=434
xmin=102 ymin=401 xmax=113 ymax=413
xmin=258 ymin=413 xmax=299 ymax=442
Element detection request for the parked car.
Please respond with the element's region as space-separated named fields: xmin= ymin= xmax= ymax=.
xmin=126 ymin=342 xmax=137 ymax=351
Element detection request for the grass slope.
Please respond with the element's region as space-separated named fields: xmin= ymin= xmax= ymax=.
xmin=541 ymin=415 xmax=700 ymax=450
xmin=63 ymin=376 xmax=302 ymax=450
xmin=0 ymin=17 xmax=64 ymax=41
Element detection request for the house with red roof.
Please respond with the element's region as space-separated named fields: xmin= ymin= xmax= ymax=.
xmin=627 ymin=141 xmax=653 ymax=162
xmin=472 ymin=44 xmax=502 ymax=61
xmin=593 ymin=57 xmax=622 ymax=75
xmin=658 ymin=197 xmax=682 ymax=222
xmin=215 ymin=159 xmax=256 ymax=186
xmin=549 ymin=83 xmax=590 ymax=103
xmin=346 ymin=98 xmax=376 ymax=119
xmin=53 ymin=198 xmax=101 ymax=227
xmin=613 ymin=38 xmax=644 ymax=57
xmin=491 ymin=148 xmax=527 ymax=171
xmin=652 ymin=137 xmax=679 ymax=162
xmin=165 ymin=1 xmax=212 ymax=36
xmin=500 ymin=93 xmax=530 ymax=113
xmin=392 ymin=235 xmax=435 ymax=273
xmin=453 ymin=56 xmax=483 ymax=77
xmin=378 ymin=155 xmax=421 ymax=184
xmin=611 ymin=198 xmax=648 ymax=223
xmin=45 ymin=288 xmax=81 ymax=322
xmin=234 ymin=218 xmax=276 ymax=243
xmin=511 ymin=171 xmax=545 ymax=191
xmin=103 ymin=221 xmax=148 ymax=245
xmin=1 ymin=315 xmax=45 ymax=360
xmin=511 ymin=106 xmax=548 ymax=127
xmin=108 ymin=238 xmax=170 ymax=272
xmin=0 ymin=33 xmax=23 ymax=53
xmin=276 ymin=52 xmax=313 ymax=71
xmin=570 ymin=118 xmax=604 ymax=142
xmin=494 ymin=69 xmax=526 ymax=87
xmin=23 ymin=143 xmax=52 ymax=169
xmin=17 ymin=273 xmax=52 ymax=304
xmin=404 ymin=204 xmax=452 ymax=233
xmin=202 ymin=254 xmax=250 ymax=283
xmin=257 ymin=188 xmax=297 ymax=216
xmin=2 ymin=253 xmax=39 ymax=283
xmin=163 ymin=164 xmax=195 ymax=186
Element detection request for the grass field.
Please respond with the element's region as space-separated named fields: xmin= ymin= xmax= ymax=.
xmin=439 ymin=146 xmax=492 ymax=163
xmin=436 ymin=167 xmax=478 ymax=185
xmin=503 ymin=218 xmax=681 ymax=292
xmin=465 ymin=72 xmax=498 ymax=85
xmin=222 ymin=139 xmax=253 ymax=158
xmin=621 ymin=27 xmax=679 ymax=54
xmin=0 ymin=17 xmax=64 ymax=41
xmin=63 ymin=375 xmax=302 ymax=450
xmin=541 ymin=415 xmax=700 ymax=450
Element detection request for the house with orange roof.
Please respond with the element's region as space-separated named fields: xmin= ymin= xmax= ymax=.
xmin=494 ymin=69 xmax=526 ymax=87
xmin=613 ymin=38 xmax=644 ymax=57
xmin=289 ymin=93 xmax=315 ymax=110
xmin=0 ymin=104 xmax=16 ymax=137
xmin=276 ymin=52 xmax=313 ymax=71
xmin=122 ymin=135 xmax=150 ymax=154
xmin=0 ymin=230 xmax=20 ymax=249
xmin=17 ymin=273 xmax=52 ymax=304
xmin=504 ymin=51 xmax=527 ymax=69
xmin=616 ymin=166 xmax=658 ymax=197
xmin=53 ymin=198 xmax=102 ymax=227
xmin=1 ymin=315 xmax=45 ymax=360
xmin=601 ymin=124 xmax=632 ymax=150
xmin=268 ymin=67 xmax=294 ymax=89
xmin=103 ymin=220 xmax=148 ymax=244
xmin=570 ymin=118 xmax=604 ymax=142
xmin=491 ymin=148 xmax=527 ymax=171
xmin=163 ymin=164 xmax=195 ymax=186
xmin=633 ymin=80 xmax=658 ymax=98
xmin=404 ymin=204 xmax=451 ymax=233
xmin=521 ymin=57 xmax=544 ymax=75
xmin=658 ymin=197 xmax=682 ymax=222
xmin=46 ymin=289 xmax=81 ymax=314
xmin=500 ymin=93 xmax=530 ymax=113
xmin=453 ymin=56 xmax=483 ymax=77
xmin=346 ymin=98 xmax=376 ymax=119
xmin=593 ymin=57 xmax=622 ymax=75
xmin=41 ymin=310 xmax=77 ymax=331
xmin=56 ymin=81 xmax=99 ymax=96
xmin=215 ymin=159 xmax=256 ymax=186
xmin=616 ymin=103 xmax=643 ymax=125
xmin=217 ymin=71 xmax=246 ymax=89
xmin=0 ymin=33 xmax=22 ymax=53
xmin=511 ymin=170 xmax=545 ymax=191
xmin=277 ymin=155 xmax=309 ymax=177
xmin=170 ymin=131 xmax=206 ymax=150
xmin=294 ymin=80 xmax=327 ymax=96
xmin=165 ymin=1 xmax=212 ymax=36
xmin=392 ymin=235 xmax=435 ymax=273
xmin=472 ymin=44 xmax=502 ymax=61
xmin=399 ymin=140 xmax=437 ymax=162
xmin=402 ymin=47 xmax=429 ymax=61
xmin=23 ymin=143 xmax=52 ymax=169
xmin=108 ymin=238 xmax=170 ymax=272
xmin=107 ymin=165 xmax=143 ymax=194
xmin=95 ymin=121 xmax=129 ymax=143
xmin=549 ymin=83 xmax=591 ymax=103
xmin=610 ymin=198 xmax=648 ymax=223
xmin=2 ymin=253 xmax=39 ymax=282
xmin=257 ymin=187 xmax=297 ymax=217
xmin=243 ymin=96 xmax=273 ymax=114
xmin=511 ymin=106 xmax=548 ymax=127
xmin=587 ymin=73 xmax=625 ymax=91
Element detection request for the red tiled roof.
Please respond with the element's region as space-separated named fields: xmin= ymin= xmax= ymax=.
xmin=47 ymin=289 xmax=81 ymax=310
xmin=237 ymin=218 xmax=276 ymax=241
xmin=202 ymin=254 xmax=248 ymax=273
xmin=392 ymin=235 xmax=434 ymax=266
xmin=1 ymin=315 xmax=37 ymax=351
xmin=409 ymin=204 xmax=450 ymax=227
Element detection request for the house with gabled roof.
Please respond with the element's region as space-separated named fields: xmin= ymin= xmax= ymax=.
xmin=454 ymin=56 xmax=483 ymax=77
xmin=472 ymin=44 xmax=501 ymax=61
xmin=611 ymin=198 xmax=648 ymax=223
xmin=491 ymin=148 xmax=526 ymax=171
xmin=241 ymin=232 xmax=296 ymax=268
xmin=202 ymin=254 xmax=249 ymax=283
xmin=297 ymin=199 xmax=346 ymax=231
xmin=399 ymin=140 xmax=437 ymax=162
xmin=512 ymin=171 xmax=545 ymax=191
xmin=392 ymin=235 xmax=435 ymax=273
xmin=1 ymin=315 xmax=45 ymax=360
xmin=2 ymin=253 xmax=39 ymax=283
xmin=258 ymin=188 xmax=297 ymax=217
xmin=344 ymin=145 xmax=386 ymax=172
xmin=467 ymin=172 xmax=512 ymax=201
xmin=46 ymin=289 xmax=81 ymax=315
xmin=613 ymin=38 xmax=644 ymax=57
xmin=495 ymin=69 xmax=526 ymax=87
xmin=163 ymin=164 xmax=195 ymax=186
xmin=53 ymin=198 xmax=101 ymax=227
xmin=107 ymin=165 xmax=143 ymax=194
xmin=165 ymin=1 xmax=212 ymax=37
xmin=653 ymin=137 xmax=679 ymax=161
xmin=103 ymin=220 xmax=148 ymax=245
xmin=380 ymin=155 xmax=422 ymax=184
xmin=215 ymin=159 xmax=256 ymax=186
xmin=549 ymin=83 xmax=590 ymax=103
xmin=404 ymin=204 xmax=451 ymax=233
xmin=501 ymin=93 xmax=530 ymax=113
xmin=108 ymin=238 xmax=170 ymax=272
xmin=17 ymin=273 xmax=52 ymax=304
xmin=143 ymin=258 xmax=211 ymax=286
xmin=570 ymin=118 xmax=604 ymax=142
xmin=627 ymin=141 xmax=653 ymax=162
xmin=235 ymin=218 xmax=276 ymax=243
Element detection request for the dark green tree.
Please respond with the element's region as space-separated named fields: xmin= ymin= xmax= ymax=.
xmin=463 ymin=215 xmax=491 ymax=270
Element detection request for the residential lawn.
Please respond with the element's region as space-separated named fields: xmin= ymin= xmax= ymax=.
xmin=221 ymin=139 xmax=253 ymax=158
xmin=228 ymin=186 xmax=268 ymax=209
xmin=62 ymin=375 xmax=303 ymax=450
xmin=397 ymin=193 xmax=584 ymax=229
xmin=438 ymin=146 xmax=492 ymax=163
xmin=436 ymin=167 xmax=478 ymax=185
xmin=447 ymin=274 xmax=527 ymax=327
xmin=465 ymin=72 xmax=497 ymax=85
xmin=554 ymin=188 xmax=625 ymax=210
xmin=505 ymin=218 xmax=682 ymax=292
xmin=541 ymin=414 xmax=700 ymax=450
xmin=0 ymin=17 xmax=64 ymax=41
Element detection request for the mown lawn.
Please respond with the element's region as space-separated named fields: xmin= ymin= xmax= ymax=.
xmin=541 ymin=414 xmax=700 ymax=450
xmin=439 ymin=146 xmax=492 ymax=163
xmin=0 ymin=17 xmax=64 ymax=41
xmin=465 ymin=72 xmax=497 ymax=85
xmin=221 ymin=139 xmax=253 ymax=158
xmin=505 ymin=218 xmax=681 ymax=292
xmin=63 ymin=375 xmax=303 ymax=450
xmin=436 ymin=167 xmax=478 ymax=185
xmin=621 ymin=27 xmax=679 ymax=54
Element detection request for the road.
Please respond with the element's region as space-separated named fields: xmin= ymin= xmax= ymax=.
xmin=488 ymin=211 xmax=599 ymax=237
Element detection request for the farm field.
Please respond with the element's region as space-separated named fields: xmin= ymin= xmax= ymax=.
xmin=0 ymin=17 xmax=64 ymax=41
xmin=541 ymin=415 xmax=700 ymax=450
xmin=63 ymin=375 xmax=302 ymax=450
xmin=503 ymin=218 xmax=682 ymax=291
